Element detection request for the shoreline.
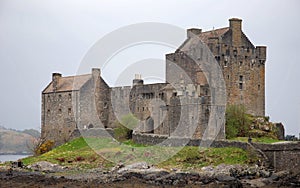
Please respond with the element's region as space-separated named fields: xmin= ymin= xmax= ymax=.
xmin=1 ymin=162 xmax=299 ymax=187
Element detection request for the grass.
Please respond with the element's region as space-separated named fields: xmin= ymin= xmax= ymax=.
xmin=229 ymin=137 xmax=282 ymax=144
xmin=229 ymin=137 xmax=281 ymax=144
xmin=22 ymin=137 xmax=114 ymax=169
xmin=158 ymin=147 xmax=250 ymax=171
xmin=22 ymin=137 xmax=255 ymax=171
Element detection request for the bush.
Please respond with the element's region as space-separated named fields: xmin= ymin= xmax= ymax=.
xmin=225 ymin=105 xmax=251 ymax=139
xmin=114 ymin=114 xmax=138 ymax=141
xmin=34 ymin=140 xmax=54 ymax=155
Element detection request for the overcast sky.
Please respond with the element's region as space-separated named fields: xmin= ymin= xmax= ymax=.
xmin=0 ymin=0 xmax=299 ymax=136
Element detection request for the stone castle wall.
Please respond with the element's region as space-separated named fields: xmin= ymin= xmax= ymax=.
xmin=133 ymin=132 xmax=300 ymax=172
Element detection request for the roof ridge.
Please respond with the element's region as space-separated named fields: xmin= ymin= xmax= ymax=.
xmin=201 ymin=27 xmax=229 ymax=34
xmin=61 ymin=73 xmax=91 ymax=79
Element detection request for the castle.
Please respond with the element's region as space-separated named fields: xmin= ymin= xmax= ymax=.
xmin=41 ymin=18 xmax=266 ymax=145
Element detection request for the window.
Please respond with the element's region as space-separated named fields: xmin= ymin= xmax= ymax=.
xmin=258 ymin=84 xmax=261 ymax=91
xmin=227 ymin=75 xmax=230 ymax=80
xmin=239 ymin=83 xmax=243 ymax=90
xmin=224 ymin=61 xmax=228 ymax=67
xmin=68 ymin=108 xmax=72 ymax=115
xmin=58 ymin=94 xmax=62 ymax=101
xmin=239 ymin=61 xmax=243 ymax=66
xmin=239 ymin=75 xmax=243 ymax=82
xmin=226 ymin=49 xmax=230 ymax=56
xmin=68 ymin=93 xmax=72 ymax=101
xmin=47 ymin=95 xmax=51 ymax=102
xmin=47 ymin=110 xmax=50 ymax=116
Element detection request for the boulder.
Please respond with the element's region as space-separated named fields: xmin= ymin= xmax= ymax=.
xmin=28 ymin=161 xmax=65 ymax=172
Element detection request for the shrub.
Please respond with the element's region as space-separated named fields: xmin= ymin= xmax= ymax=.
xmin=114 ymin=114 xmax=138 ymax=141
xmin=34 ymin=140 xmax=54 ymax=155
xmin=225 ymin=105 xmax=251 ymax=139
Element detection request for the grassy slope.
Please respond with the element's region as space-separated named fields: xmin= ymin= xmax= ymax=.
xmin=22 ymin=137 xmax=254 ymax=171
xmin=229 ymin=137 xmax=280 ymax=144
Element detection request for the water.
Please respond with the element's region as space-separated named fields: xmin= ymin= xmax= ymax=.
xmin=0 ymin=154 xmax=30 ymax=162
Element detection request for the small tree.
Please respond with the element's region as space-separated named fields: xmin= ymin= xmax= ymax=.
xmin=114 ymin=114 xmax=138 ymax=141
xmin=225 ymin=104 xmax=251 ymax=139
xmin=27 ymin=132 xmax=55 ymax=156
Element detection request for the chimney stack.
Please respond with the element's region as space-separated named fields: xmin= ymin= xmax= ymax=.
xmin=133 ymin=74 xmax=143 ymax=86
xmin=52 ymin=73 xmax=62 ymax=92
xmin=229 ymin=18 xmax=242 ymax=47
xmin=92 ymin=68 xmax=101 ymax=81
xmin=187 ymin=28 xmax=202 ymax=38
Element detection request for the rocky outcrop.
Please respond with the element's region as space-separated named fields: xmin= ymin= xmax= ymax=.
xmin=249 ymin=117 xmax=284 ymax=140
xmin=28 ymin=161 xmax=66 ymax=172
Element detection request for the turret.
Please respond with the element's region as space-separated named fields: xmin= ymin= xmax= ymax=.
xmin=256 ymin=46 xmax=267 ymax=61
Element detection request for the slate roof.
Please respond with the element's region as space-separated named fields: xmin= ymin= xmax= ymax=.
xmin=42 ymin=74 xmax=92 ymax=94
xmin=198 ymin=27 xmax=229 ymax=43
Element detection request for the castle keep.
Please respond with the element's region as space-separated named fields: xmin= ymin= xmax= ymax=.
xmin=42 ymin=18 xmax=266 ymax=145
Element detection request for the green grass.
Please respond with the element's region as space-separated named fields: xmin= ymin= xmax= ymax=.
xmin=229 ymin=137 xmax=281 ymax=144
xmin=22 ymin=137 xmax=254 ymax=171
xmin=22 ymin=137 xmax=114 ymax=169
xmin=158 ymin=147 xmax=250 ymax=171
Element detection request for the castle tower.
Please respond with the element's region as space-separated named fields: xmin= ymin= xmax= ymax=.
xmin=167 ymin=18 xmax=266 ymax=116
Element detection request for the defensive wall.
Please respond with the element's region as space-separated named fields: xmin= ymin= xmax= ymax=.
xmin=132 ymin=132 xmax=300 ymax=172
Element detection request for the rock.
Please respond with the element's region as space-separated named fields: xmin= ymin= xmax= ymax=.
xmin=117 ymin=162 xmax=149 ymax=173
xmin=242 ymin=178 xmax=266 ymax=187
xmin=201 ymin=165 xmax=214 ymax=172
xmin=215 ymin=174 xmax=236 ymax=182
xmin=259 ymin=169 xmax=271 ymax=178
xmin=143 ymin=171 xmax=169 ymax=181
xmin=28 ymin=161 xmax=65 ymax=172
xmin=273 ymin=170 xmax=290 ymax=178
xmin=110 ymin=162 xmax=124 ymax=172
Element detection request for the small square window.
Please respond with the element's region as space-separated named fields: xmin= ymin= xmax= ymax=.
xmin=239 ymin=75 xmax=243 ymax=82
xmin=239 ymin=83 xmax=243 ymax=90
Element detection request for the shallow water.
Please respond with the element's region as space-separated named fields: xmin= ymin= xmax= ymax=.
xmin=0 ymin=154 xmax=29 ymax=162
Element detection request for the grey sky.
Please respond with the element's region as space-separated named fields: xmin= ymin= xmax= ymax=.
xmin=0 ymin=0 xmax=299 ymax=136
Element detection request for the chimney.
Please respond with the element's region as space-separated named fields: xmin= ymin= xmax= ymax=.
xmin=229 ymin=18 xmax=242 ymax=47
xmin=133 ymin=74 xmax=143 ymax=86
xmin=187 ymin=28 xmax=202 ymax=38
xmin=92 ymin=68 xmax=101 ymax=81
xmin=52 ymin=73 xmax=62 ymax=92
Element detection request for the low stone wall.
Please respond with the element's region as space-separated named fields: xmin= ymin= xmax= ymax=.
xmin=132 ymin=132 xmax=249 ymax=148
xmin=254 ymin=142 xmax=300 ymax=172
xmin=132 ymin=132 xmax=300 ymax=172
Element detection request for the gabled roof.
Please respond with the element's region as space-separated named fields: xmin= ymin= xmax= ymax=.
xmin=198 ymin=27 xmax=229 ymax=43
xmin=42 ymin=74 xmax=92 ymax=94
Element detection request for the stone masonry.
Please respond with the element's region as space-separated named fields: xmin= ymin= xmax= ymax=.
xmin=42 ymin=18 xmax=266 ymax=145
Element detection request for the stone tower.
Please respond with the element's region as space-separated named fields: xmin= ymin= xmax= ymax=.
xmin=167 ymin=18 xmax=266 ymax=116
